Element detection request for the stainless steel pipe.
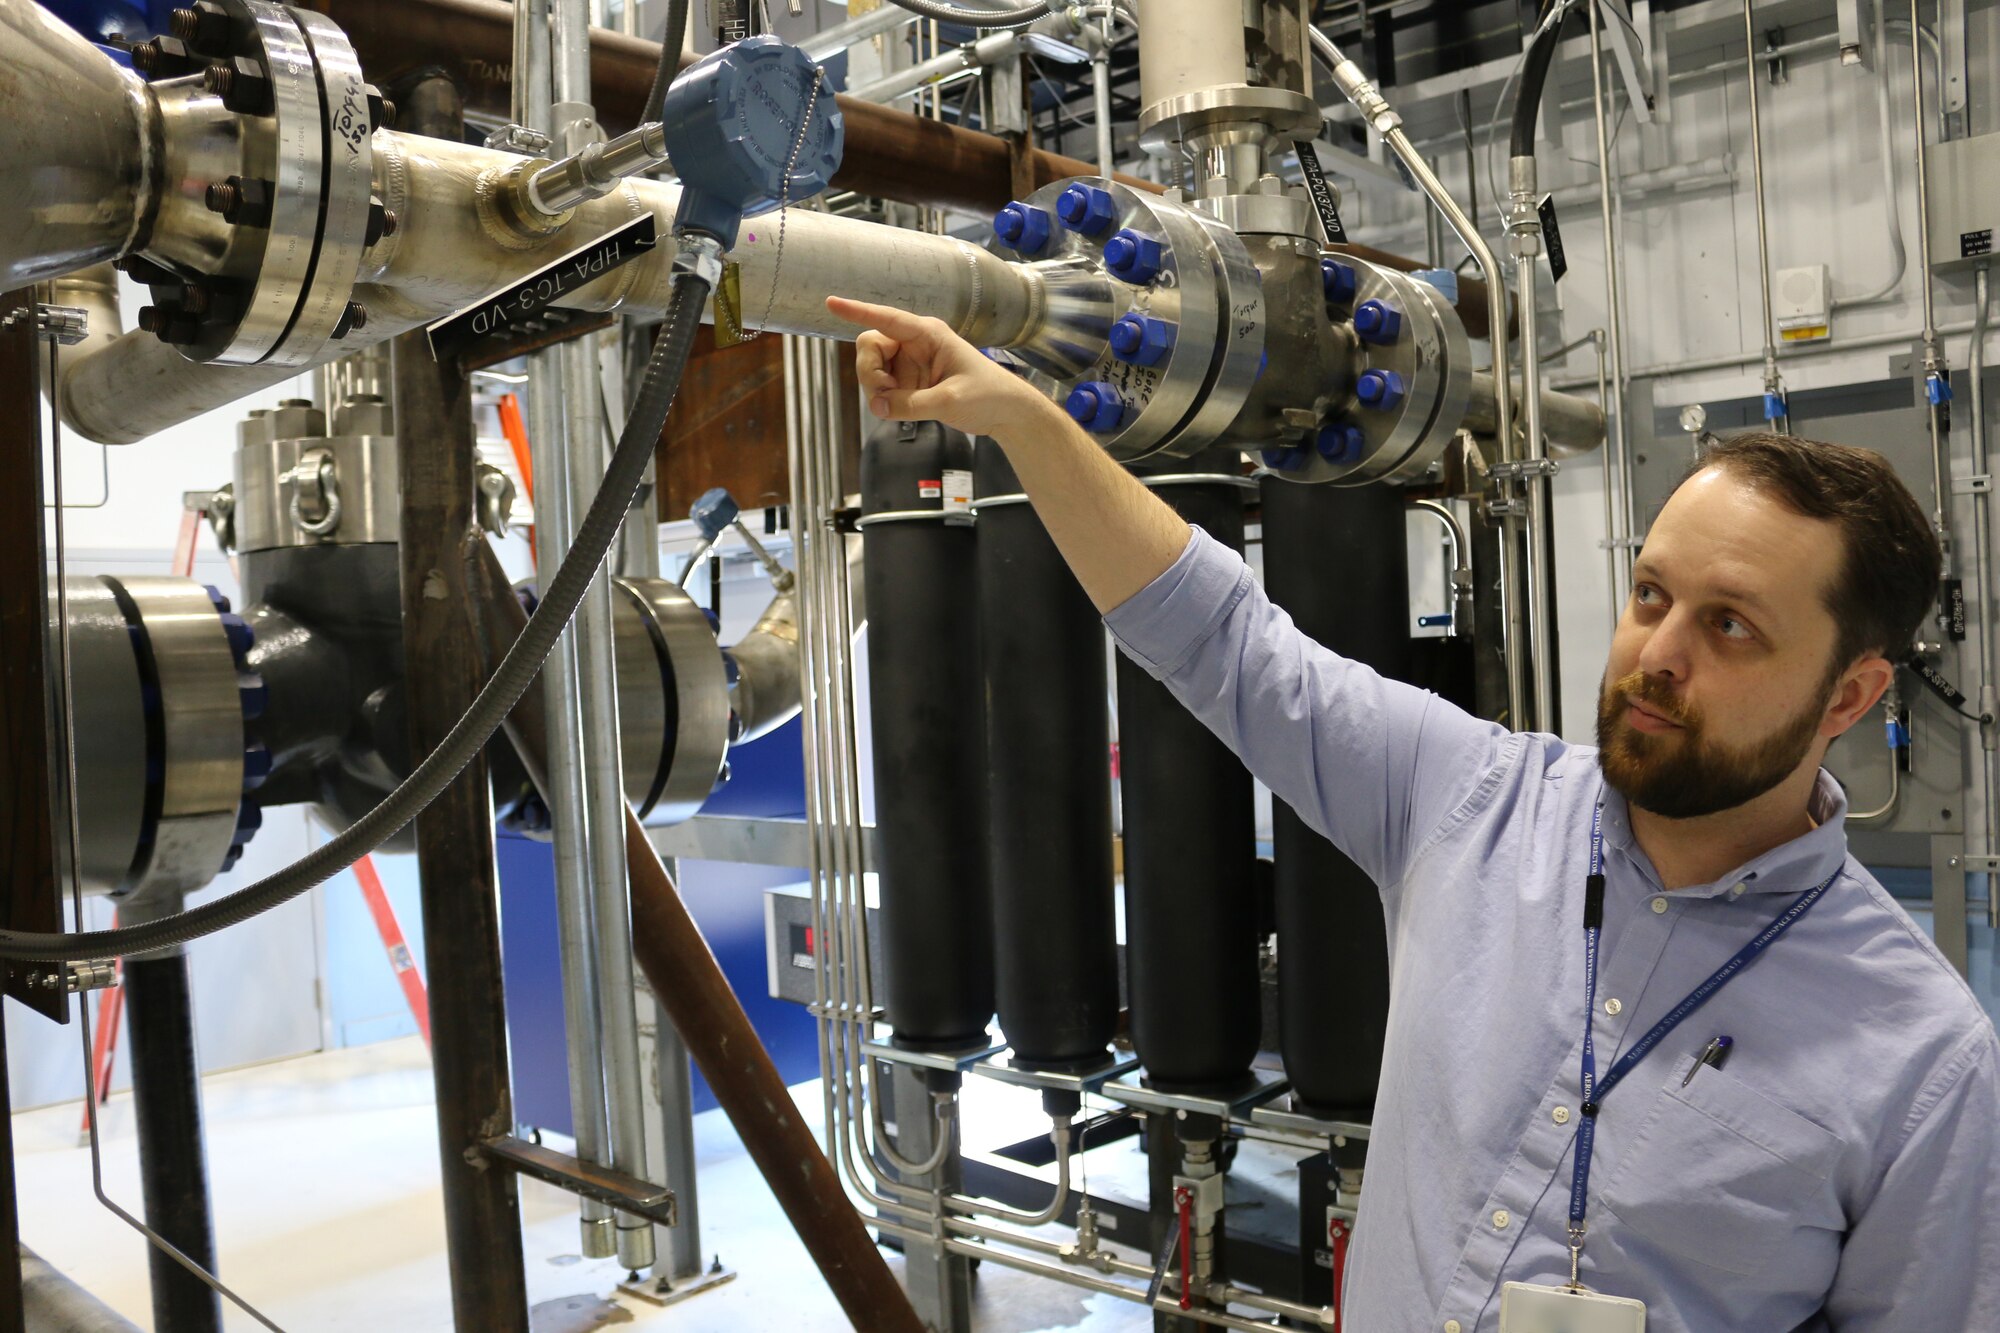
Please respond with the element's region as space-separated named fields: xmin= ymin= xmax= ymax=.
xmin=1588 ymin=3 xmax=1631 ymax=612
xmin=1741 ymin=0 xmax=1787 ymax=429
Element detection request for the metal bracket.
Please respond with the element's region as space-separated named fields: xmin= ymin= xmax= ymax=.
xmin=1953 ymin=474 xmax=1992 ymax=495
xmin=0 ymin=303 xmax=88 ymax=346
xmin=477 ymin=1134 xmax=677 ymax=1226
xmin=483 ymin=123 xmax=555 ymax=156
xmin=1949 ymin=853 xmax=2000 ymax=872
xmin=1487 ymin=458 xmax=1561 ymax=482
xmin=16 ymin=961 xmax=118 ymax=994
xmin=1484 ymin=498 xmax=1528 ymax=519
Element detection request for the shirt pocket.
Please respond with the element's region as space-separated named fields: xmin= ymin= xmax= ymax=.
xmin=1595 ymin=1056 xmax=1844 ymax=1278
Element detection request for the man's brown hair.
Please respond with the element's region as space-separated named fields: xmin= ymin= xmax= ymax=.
xmin=1672 ymin=432 xmax=1941 ymax=669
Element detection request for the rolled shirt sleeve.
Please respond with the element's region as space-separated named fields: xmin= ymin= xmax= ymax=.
xmin=1103 ymin=527 xmax=1512 ymax=891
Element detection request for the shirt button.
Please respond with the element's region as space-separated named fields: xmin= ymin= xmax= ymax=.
xmin=1445 ymin=1322 xmax=1463 ymax=1333
xmin=1731 ymin=882 xmax=1747 ymax=897
xmin=1553 ymin=1105 xmax=1571 ymax=1124
xmin=1604 ymin=998 xmax=1623 ymax=1016
xmin=1651 ymin=896 xmax=1668 ymax=914
xmin=1492 ymin=1209 xmax=1511 ymax=1230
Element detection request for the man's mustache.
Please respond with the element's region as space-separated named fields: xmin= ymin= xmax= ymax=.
xmin=1607 ymin=670 xmax=1698 ymax=730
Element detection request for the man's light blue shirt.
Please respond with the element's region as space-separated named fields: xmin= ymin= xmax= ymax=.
xmin=1103 ymin=529 xmax=2000 ymax=1332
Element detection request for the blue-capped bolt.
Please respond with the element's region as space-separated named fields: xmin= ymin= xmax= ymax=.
xmin=238 ymin=672 xmax=267 ymax=720
xmin=1353 ymin=299 xmax=1403 ymax=345
xmin=242 ymin=741 xmax=271 ymax=790
xmin=1261 ymin=445 xmax=1309 ymax=472
xmin=1056 ymin=183 xmax=1117 ymax=236
xmin=992 ymin=201 xmax=1053 ymax=255
xmin=1064 ymin=381 xmax=1125 ymax=433
xmin=690 ymin=486 xmax=740 ymax=540
xmin=1109 ymin=313 xmax=1174 ymax=367
xmin=1316 ymin=422 xmax=1366 ymax=464
xmin=1103 ymin=228 xmax=1163 ymax=284
xmin=1356 ymin=369 xmax=1407 ymax=411
xmin=1321 ymin=259 xmax=1358 ymax=306
xmin=218 ymin=611 xmax=254 ymax=662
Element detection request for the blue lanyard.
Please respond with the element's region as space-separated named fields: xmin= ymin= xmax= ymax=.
xmin=1566 ymin=804 xmax=1836 ymax=1249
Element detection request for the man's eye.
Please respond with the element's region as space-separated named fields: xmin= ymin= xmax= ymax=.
xmin=1635 ymin=584 xmax=1663 ymax=606
xmin=1716 ymin=615 xmax=1752 ymax=640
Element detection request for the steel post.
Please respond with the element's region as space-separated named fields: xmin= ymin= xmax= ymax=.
xmin=390 ymin=72 xmax=530 ymax=1333
xmin=122 ymin=954 xmax=220 ymax=1333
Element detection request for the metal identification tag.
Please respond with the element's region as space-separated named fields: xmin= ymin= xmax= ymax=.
xmin=1498 ymin=1282 xmax=1647 ymax=1333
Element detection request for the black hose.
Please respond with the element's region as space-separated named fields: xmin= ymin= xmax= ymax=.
xmin=0 ymin=268 xmax=715 ymax=963
xmin=1509 ymin=5 xmax=1566 ymax=160
xmin=641 ymin=0 xmax=691 ymax=127
xmin=884 ymin=0 xmax=1053 ymax=31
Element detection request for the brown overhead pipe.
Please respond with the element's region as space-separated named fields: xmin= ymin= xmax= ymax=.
xmin=304 ymin=0 xmax=1499 ymax=337
xmin=463 ymin=543 xmax=924 ymax=1333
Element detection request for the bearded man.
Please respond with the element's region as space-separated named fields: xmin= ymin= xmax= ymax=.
xmin=829 ymin=294 xmax=2000 ymax=1332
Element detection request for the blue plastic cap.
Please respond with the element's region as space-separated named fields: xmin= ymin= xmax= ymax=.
xmin=992 ymin=201 xmax=1053 ymax=255
xmin=1927 ymin=374 xmax=1953 ymax=405
xmin=1104 ymin=229 xmax=1163 ymax=285
xmin=660 ymin=36 xmax=845 ymax=247
xmin=1108 ymin=313 xmax=1174 ymax=367
xmin=691 ymin=486 xmax=740 ymax=540
xmin=1064 ymin=381 xmax=1125 ymax=433
xmin=1356 ymin=369 xmax=1407 ymax=411
xmin=1056 ymin=183 xmax=1118 ymax=236
xmin=1261 ymin=446 xmax=1308 ymax=471
xmin=1353 ymin=299 xmax=1403 ymax=345
xmin=1763 ymin=391 xmax=1788 ymax=420
xmin=1413 ymin=267 xmax=1460 ymax=304
xmin=1321 ymin=259 xmax=1358 ymax=306
xmin=1316 ymin=422 xmax=1365 ymax=464
xmin=1887 ymin=717 xmax=1910 ymax=749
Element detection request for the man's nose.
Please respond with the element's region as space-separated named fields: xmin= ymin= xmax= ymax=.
xmin=1635 ymin=609 xmax=1694 ymax=682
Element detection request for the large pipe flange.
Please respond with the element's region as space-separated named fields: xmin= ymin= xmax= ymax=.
xmin=612 ymin=578 xmax=731 ymax=826
xmin=988 ymin=178 xmax=1264 ymax=464
xmin=60 ymin=575 xmax=262 ymax=898
xmin=124 ymin=0 xmax=377 ymax=367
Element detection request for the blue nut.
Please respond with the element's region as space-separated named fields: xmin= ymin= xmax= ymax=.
xmin=218 ymin=611 xmax=254 ymax=663
xmin=701 ymin=607 xmax=721 ymax=633
xmin=1321 ymin=259 xmax=1358 ymax=306
xmin=1261 ymin=446 xmax=1309 ymax=472
xmin=1056 ymin=183 xmax=1118 ymax=236
xmin=1353 ymin=299 xmax=1403 ymax=345
xmin=1103 ymin=229 xmax=1164 ymax=284
xmin=1064 ymin=381 xmax=1125 ymax=433
xmin=1356 ymin=369 xmax=1407 ymax=411
xmin=722 ymin=649 xmax=741 ymax=687
xmin=203 ymin=585 xmax=231 ymax=615
xmin=691 ymin=486 xmax=740 ymax=541
xmin=1109 ymin=313 xmax=1174 ymax=367
xmin=993 ymin=201 xmax=1053 ymax=255
xmin=1316 ymin=422 xmax=1366 ymax=464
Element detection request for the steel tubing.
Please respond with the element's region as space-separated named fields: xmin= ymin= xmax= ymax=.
xmin=1588 ymin=3 xmax=1631 ymax=610
xmin=1514 ymin=243 xmax=1558 ymax=733
xmin=1741 ymin=0 xmax=1786 ymax=427
xmin=466 ymin=542 xmax=926 ymax=1333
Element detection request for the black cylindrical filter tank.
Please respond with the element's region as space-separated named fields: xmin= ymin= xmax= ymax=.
xmin=860 ymin=420 xmax=994 ymax=1051
xmin=1260 ymin=477 xmax=1406 ymax=1119
xmin=1115 ymin=460 xmax=1260 ymax=1091
xmin=973 ymin=442 xmax=1118 ymax=1069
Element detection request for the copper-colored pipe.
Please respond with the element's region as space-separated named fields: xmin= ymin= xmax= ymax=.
xmin=464 ymin=542 xmax=923 ymax=1333
xmin=305 ymin=0 xmax=1498 ymax=339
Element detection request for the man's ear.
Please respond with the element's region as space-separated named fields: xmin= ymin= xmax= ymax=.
xmin=1821 ymin=654 xmax=1895 ymax=739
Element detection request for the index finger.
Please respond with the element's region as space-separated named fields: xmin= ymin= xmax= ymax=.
xmin=826 ymin=295 xmax=932 ymax=341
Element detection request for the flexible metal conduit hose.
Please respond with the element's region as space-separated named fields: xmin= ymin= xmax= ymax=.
xmin=0 ymin=264 xmax=715 ymax=963
xmin=885 ymin=0 xmax=1054 ymax=29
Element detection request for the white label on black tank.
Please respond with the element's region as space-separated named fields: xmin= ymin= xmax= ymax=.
xmin=942 ymin=469 xmax=973 ymax=516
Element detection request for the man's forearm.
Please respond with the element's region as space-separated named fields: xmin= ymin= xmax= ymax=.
xmin=988 ymin=397 xmax=1193 ymax=613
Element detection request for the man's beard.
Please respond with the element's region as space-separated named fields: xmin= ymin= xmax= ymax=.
xmin=1595 ymin=669 xmax=1832 ymax=820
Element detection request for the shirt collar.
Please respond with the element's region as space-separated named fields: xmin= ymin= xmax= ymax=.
xmin=1595 ymin=768 xmax=1850 ymax=900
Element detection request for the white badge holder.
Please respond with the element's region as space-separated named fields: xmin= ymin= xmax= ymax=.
xmin=1498 ymin=1282 xmax=1647 ymax=1333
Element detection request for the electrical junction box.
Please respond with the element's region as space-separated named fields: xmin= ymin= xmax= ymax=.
xmin=1926 ymin=131 xmax=2000 ymax=272
xmin=1775 ymin=264 xmax=1831 ymax=343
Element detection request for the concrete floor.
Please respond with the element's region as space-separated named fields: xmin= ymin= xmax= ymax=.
xmin=12 ymin=1037 xmax=1154 ymax=1331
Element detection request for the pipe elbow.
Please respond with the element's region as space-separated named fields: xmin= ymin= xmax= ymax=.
xmin=728 ymin=591 xmax=802 ymax=744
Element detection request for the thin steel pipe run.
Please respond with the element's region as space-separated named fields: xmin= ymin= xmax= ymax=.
xmin=1909 ymin=0 xmax=1953 ymax=568
xmin=1969 ymin=267 xmax=1999 ymax=924
xmin=1742 ymin=0 xmax=1787 ymax=430
xmin=1091 ymin=12 xmax=1115 ymax=174
xmin=1587 ymin=6 xmax=1630 ymax=614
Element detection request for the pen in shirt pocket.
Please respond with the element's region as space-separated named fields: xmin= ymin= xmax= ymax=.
xmin=1682 ymin=1035 xmax=1734 ymax=1086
